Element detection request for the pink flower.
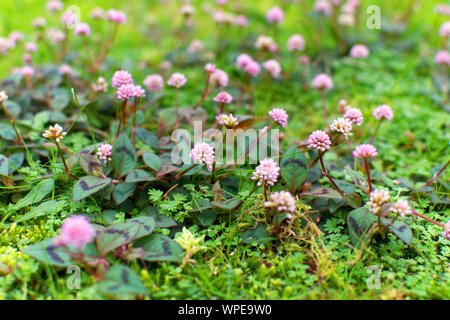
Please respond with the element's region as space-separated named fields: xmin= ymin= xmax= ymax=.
xmin=61 ymin=10 xmax=77 ymax=27
xmin=209 ymin=69 xmax=228 ymax=87
xmin=92 ymin=77 xmax=108 ymax=92
xmin=373 ymin=104 xmax=393 ymax=121
xmin=46 ymin=27 xmax=66 ymax=44
xmin=343 ymin=107 xmax=363 ymax=126
xmin=205 ymin=63 xmax=216 ymax=73
xmin=188 ymin=39 xmax=204 ymax=53
xmin=367 ymin=189 xmax=390 ymax=214
xmin=244 ymin=61 xmax=261 ymax=77
xmin=112 ymin=70 xmax=134 ymax=88
xmin=190 ymin=142 xmax=216 ymax=172
xmin=330 ymin=117 xmax=353 ymax=139
xmin=8 ymin=31 xmax=24 ymax=44
xmin=263 ymin=59 xmax=282 ymax=78
xmin=255 ymin=35 xmax=276 ymax=51
xmin=167 ymin=72 xmax=187 ymax=88
xmin=349 ymin=44 xmax=369 ymax=59
xmin=314 ymin=0 xmax=333 ymax=16
xmin=299 ymin=55 xmax=310 ymax=65
xmin=53 ymin=216 xmax=95 ymax=250
xmin=74 ymin=23 xmax=91 ymax=36
xmin=213 ymin=91 xmax=233 ymax=104
xmin=46 ymin=0 xmax=63 ymax=13
xmin=143 ymin=74 xmax=164 ymax=92
xmin=32 ymin=17 xmax=47 ymax=29
xmin=234 ymin=15 xmax=248 ymax=27
xmin=266 ymin=6 xmax=284 ymax=24
xmin=352 ymin=144 xmax=378 ymax=158
xmin=90 ymin=7 xmax=105 ymax=19
xmin=58 ymin=64 xmax=72 ymax=75
xmin=117 ymin=84 xmax=145 ymax=100
xmin=307 ymin=130 xmax=331 ymax=152
xmin=265 ymin=191 xmax=296 ymax=216
xmin=311 ymin=73 xmax=333 ymax=91
xmin=287 ymin=34 xmax=305 ymax=52
xmin=435 ymin=51 xmax=450 ymax=65
xmin=21 ymin=65 xmax=35 ymax=77
xmin=25 ymin=42 xmax=38 ymax=52
xmin=439 ymin=21 xmax=450 ymax=37
xmin=107 ymin=9 xmax=127 ymax=24
xmin=436 ymin=4 xmax=450 ymax=16
xmin=96 ymin=144 xmax=113 ymax=164
xmin=391 ymin=200 xmax=412 ymax=217
xmin=268 ymin=108 xmax=288 ymax=128
xmin=251 ymin=158 xmax=280 ymax=186
xmin=442 ymin=221 xmax=450 ymax=240
xmin=236 ymin=54 xmax=253 ymax=69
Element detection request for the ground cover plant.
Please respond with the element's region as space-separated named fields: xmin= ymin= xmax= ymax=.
xmin=0 ymin=0 xmax=449 ymax=300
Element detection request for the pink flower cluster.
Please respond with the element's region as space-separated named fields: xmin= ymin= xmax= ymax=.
xmin=435 ymin=51 xmax=450 ymax=65
xmin=373 ymin=104 xmax=393 ymax=121
xmin=265 ymin=191 xmax=296 ymax=216
xmin=61 ymin=10 xmax=77 ymax=27
xmin=330 ymin=117 xmax=353 ymax=139
xmin=116 ymin=84 xmax=145 ymax=100
xmin=190 ymin=142 xmax=216 ymax=172
xmin=167 ymin=72 xmax=187 ymax=88
xmin=96 ymin=144 xmax=113 ymax=164
xmin=439 ymin=21 xmax=450 ymax=37
xmin=268 ymin=108 xmax=288 ymax=128
xmin=266 ymin=6 xmax=284 ymax=24
xmin=263 ymin=59 xmax=282 ymax=78
xmin=209 ymin=69 xmax=229 ymax=87
xmin=74 ymin=23 xmax=91 ymax=36
xmin=251 ymin=158 xmax=280 ymax=186
xmin=236 ymin=54 xmax=261 ymax=77
xmin=204 ymin=63 xmax=216 ymax=73
xmin=391 ymin=199 xmax=412 ymax=217
xmin=213 ymin=91 xmax=233 ymax=104
xmin=107 ymin=9 xmax=127 ymax=24
xmin=287 ymin=34 xmax=305 ymax=52
xmin=343 ymin=107 xmax=363 ymax=126
xmin=53 ymin=216 xmax=95 ymax=250
xmin=58 ymin=64 xmax=72 ymax=75
xmin=307 ymin=130 xmax=331 ymax=152
xmin=143 ymin=74 xmax=164 ymax=92
xmin=311 ymin=73 xmax=333 ymax=91
xmin=112 ymin=70 xmax=134 ymax=88
xmin=352 ymin=144 xmax=377 ymax=159
xmin=349 ymin=44 xmax=369 ymax=59
xmin=25 ymin=42 xmax=38 ymax=52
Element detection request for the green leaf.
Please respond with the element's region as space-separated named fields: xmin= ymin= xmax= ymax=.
xmin=302 ymin=187 xmax=343 ymax=199
xmin=347 ymin=207 xmax=377 ymax=247
xmin=14 ymin=179 xmax=55 ymax=211
xmin=380 ymin=217 xmax=413 ymax=244
xmin=21 ymin=239 xmax=74 ymax=267
xmin=49 ymin=88 xmax=70 ymax=111
xmin=142 ymin=152 xmax=161 ymax=171
xmin=197 ymin=209 xmax=216 ymax=226
xmin=0 ymin=154 xmax=9 ymax=176
xmin=8 ymin=152 xmax=24 ymax=173
xmin=125 ymin=169 xmax=155 ymax=183
xmin=96 ymin=216 xmax=156 ymax=255
xmin=78 ymin=152 xmax=103 ymax=176
xmin=136 ymin=128 xmax=159 ymax=149
xmin=72 ymin=176 xmax=112 ymax=202
xmin=113 ymin=134 xmax=137 ymax=177
xmin=99 ymin=265 xmax=148 ymax=296
xmin=3 ymin=100 xmax=21 ymax=118
xmin=141 ymin=206 xmax=177 ymax=228
xmin=344 ymin=192 xmax=362 ymax=209
xmin=113 ymin=183 xmax=136 ymax=205
xmin=15 ymin=200 xmax=67 ymax=223
xmin=211 ymin=198 xmax=240 ymax=210
xmin=280 ymin=147 xmax=309 ymax=193
xmin=242 ymin=224 xmax=275 ymax=244
xmin=134 ymin=234 xmax=184 ymax=262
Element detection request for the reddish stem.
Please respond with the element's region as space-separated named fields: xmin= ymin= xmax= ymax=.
xmin=363 ymin=158 xmax=372 ymax=194
xmin=411 ymin=210 xmax=444 ymax=228
xmin=318 ymin=151 xmax=345 ymax=198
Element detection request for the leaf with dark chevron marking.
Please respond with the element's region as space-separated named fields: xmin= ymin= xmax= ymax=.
xmin=72 ymin=175 xmax=112 ymax=202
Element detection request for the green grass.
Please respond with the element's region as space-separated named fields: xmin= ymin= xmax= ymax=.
xmin=0 ymin=0 xmax=449 ymax=300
